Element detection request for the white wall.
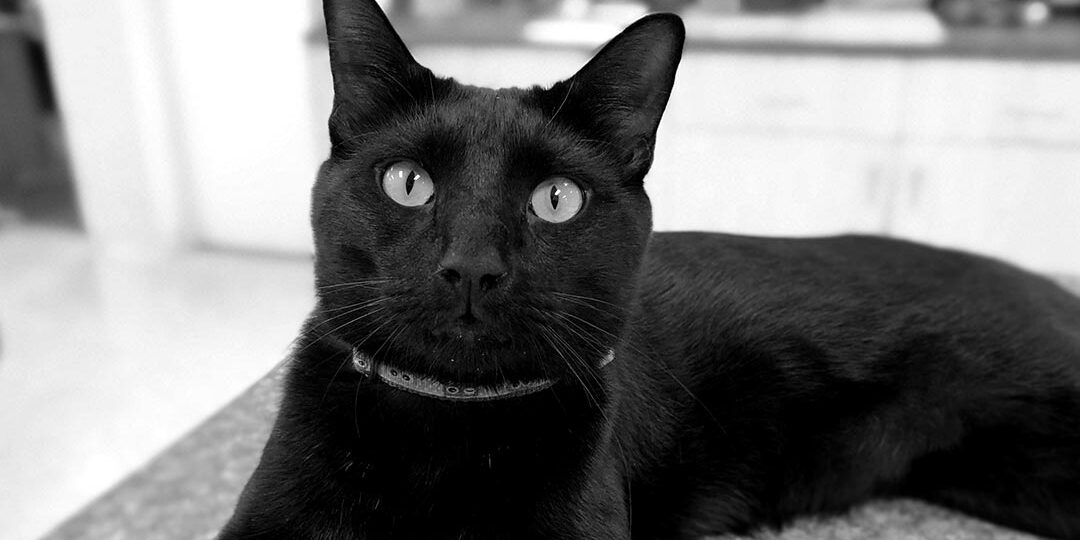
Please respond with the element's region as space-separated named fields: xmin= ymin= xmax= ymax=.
xmin=39 ymin=0 xmax=191 ymax=257
xmin=163 ymin=0 xmax=321 ymax=254
xmin=40 ymin=0 xmax=322 ymax=256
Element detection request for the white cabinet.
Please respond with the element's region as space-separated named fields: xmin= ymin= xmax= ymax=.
xmin=891 ymin=144 xmax=1080 ymax=274
xmin=649 ymin=132 xmax=892 ymax=237
xmin=670 ymin=55 xmax=904 ymax=140
xmin=892 ymin=60 xmax=1080 ymax=274
xmin=651 ymin=53 xmax=905 ymax=238
xmin=905 ymin=60 xmax=1080 ymax=146
xmin=164 ymin=0 xmax=323 ymax=254
xmin=651 ymin=52 xmax=1080 ymax=275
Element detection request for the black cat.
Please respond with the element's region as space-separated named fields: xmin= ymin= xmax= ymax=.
xmin=218 ymin=1 xmax=1080 ymax=538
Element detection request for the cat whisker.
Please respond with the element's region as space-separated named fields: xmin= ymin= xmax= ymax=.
xmin=370 ymin=323 xmax=407 ymax=362
xmin=316 ymin=297 xmax=394 ymax=322
xmin=316 ymin=314 xmax=399 ymax=393
xmin=547 ymin=79 xmax=575 ymax=126
xmin=321 ymin=352 xmax=357 ymax=405
xmin=554 ymin=309 xmax=726 ymax=433
xmin=317 ymin=278 xmax=394 ymax=292
xmin=532 ymin=308 xmax=607 ymax=399
xmin=539 ymin=313 xmax=632 ymax=525
xmin=548 ymin=311 xmax=615 ymax=353
xmin=353 ymin=317 xmax=399 ymax=352
xmin=537 ymin=326 xmax=601 ymax=411
xmin=303 ymin=302 xmax=391 ymax=343
xmin=294 ymin=299 xmax=397 ymax=356
xmin=551 ymin=291 xmax=627 ymax=316
xmin=545 ymin=314 xmax=613 ymax=389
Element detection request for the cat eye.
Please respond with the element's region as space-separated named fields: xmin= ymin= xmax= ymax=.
xmin=381 ymin=160 xmax=434 ymax=207
xmin=529 ymin=178 xmax=584 ymax=224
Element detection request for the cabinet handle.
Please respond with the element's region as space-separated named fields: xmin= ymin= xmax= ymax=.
xmin=908 ymin=169 xmax=924 ymax=208
xmin=866 ymin=164 xmax=882 ymax=204
xmin=758 ymin=95 xmax=809 ymax=111
xmin=1001 ymin=106 xmax=1066 ymax=121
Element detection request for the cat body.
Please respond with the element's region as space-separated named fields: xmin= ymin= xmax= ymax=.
xmin=219 ymin=1 xmax=1080 ymax=538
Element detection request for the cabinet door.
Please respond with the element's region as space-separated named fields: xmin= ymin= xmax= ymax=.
xmin=648 ymin=131 xmax=892 ymax=237
xmin=669 ymin=54 xmax=904 ymax=140
xmin=892 ymin=144 xmax=1080 ymax=275
xmin=168 ymin=0 xmax=321 ymax=253
xmin=905 ymin=60 xmax=1080 ymax=146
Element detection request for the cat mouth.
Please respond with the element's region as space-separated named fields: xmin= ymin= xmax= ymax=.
xmin=431 ymin=319 xmax=511 ymax=346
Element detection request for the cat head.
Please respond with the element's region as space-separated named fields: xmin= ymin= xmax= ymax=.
xmin=311 ymin=0 xmax=683 ymax=387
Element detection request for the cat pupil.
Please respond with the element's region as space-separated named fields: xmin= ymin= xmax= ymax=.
xmin=405 ymin=171 xmax=416 ymax=195
xmin=549 ymin=184 xmax=560 ymax=210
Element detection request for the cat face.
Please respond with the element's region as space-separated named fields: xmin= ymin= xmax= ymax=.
xmin=310 ymin=0 xmax=683 ymax=385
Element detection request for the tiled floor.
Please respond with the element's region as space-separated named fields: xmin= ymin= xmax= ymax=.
xmin=0 ymin=224 xmax=314 ymax=540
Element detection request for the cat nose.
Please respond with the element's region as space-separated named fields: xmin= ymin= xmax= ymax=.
xmin=438 ymin=249 xmax=508 ymax=292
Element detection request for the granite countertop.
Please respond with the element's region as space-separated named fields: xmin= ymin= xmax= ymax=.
xmin=41 ymin=276 xmax=1080 ymax=540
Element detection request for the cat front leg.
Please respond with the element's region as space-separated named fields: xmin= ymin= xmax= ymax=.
xmin=556 ymin=451 xmax=632 ymax=540
xmin=218 ymin=428 xmax=364 ymax=540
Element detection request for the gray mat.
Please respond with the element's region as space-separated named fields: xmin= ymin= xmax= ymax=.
xmin=42 ymin=276 xmax=1079 ymax=540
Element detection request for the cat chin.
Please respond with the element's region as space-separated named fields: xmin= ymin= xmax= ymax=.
xmin=430 ymin=321 xmax=511 ymax=346
xmin=368 ymin=336 xmax=554 ymax=385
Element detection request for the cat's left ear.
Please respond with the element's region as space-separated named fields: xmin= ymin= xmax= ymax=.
xmin=551 ymin=14 xmax=684 ymax=173
xmin=323 ymin=0 xmax=433 ymax=154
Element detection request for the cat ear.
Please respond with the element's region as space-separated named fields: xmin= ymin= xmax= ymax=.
xmin=551 ymin=14 xmax=684 ymax=174
xmin=323 ymin=0 xmax=432 ymax=153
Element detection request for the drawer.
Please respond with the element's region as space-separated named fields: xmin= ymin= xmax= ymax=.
xmin=905 ymin=60 xmax=1080 ymax=145
xmin=666 ymin=54 xmax=904 ymax=140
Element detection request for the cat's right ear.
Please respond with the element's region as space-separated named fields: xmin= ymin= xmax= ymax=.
xmin=546 ymin=14 xmax=684 ymax=179
xmin=323 ymin=0 xmax=432 ymax=154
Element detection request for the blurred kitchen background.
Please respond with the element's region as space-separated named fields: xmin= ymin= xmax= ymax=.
xmin=1 ymin=0 xmax=1078 ymax=538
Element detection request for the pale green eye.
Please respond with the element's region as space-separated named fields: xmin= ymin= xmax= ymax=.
xmin=382 ymin=160 xmax=434 ymax=207
xmin=530 ymin=177 xmax=584 ymax=223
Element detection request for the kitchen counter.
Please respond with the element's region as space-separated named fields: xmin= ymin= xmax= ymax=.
xmin=308 ymin=11 xmax=1080 ymax=61
xmin=41 ymin=276 xmax=1080 ymax=540
xmin=35 ymin=363 xmax=1043 ymax=540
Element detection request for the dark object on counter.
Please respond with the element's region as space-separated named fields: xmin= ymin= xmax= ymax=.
xmin=931 ymin=0 xmax=1058 ymax=26
xmin=740 ymin=0 xmax=826 ymax=13
xmin=0 ymin=4 xmax=74 ymax=227
xmin=0 ymin=14 xmax=45 ymax=192
xmin=644 ymin=0 xmax=699 ymax=12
